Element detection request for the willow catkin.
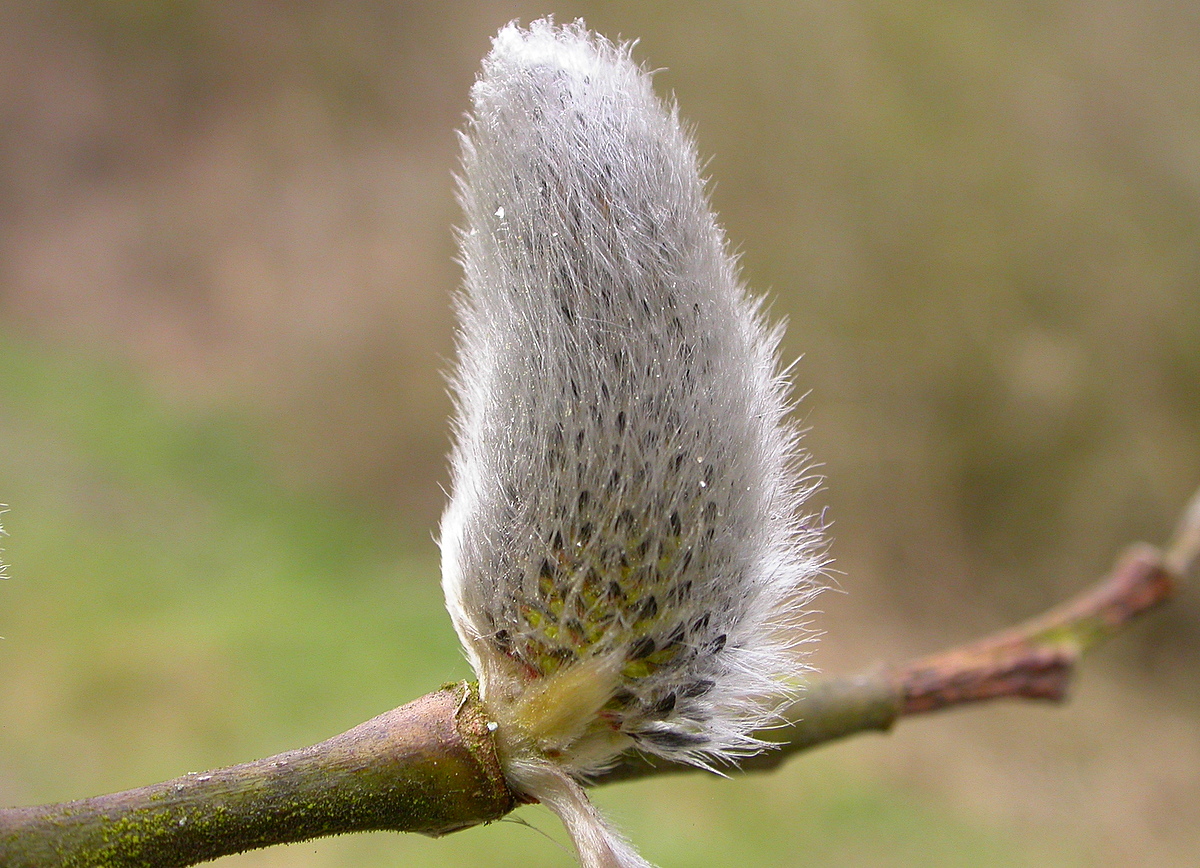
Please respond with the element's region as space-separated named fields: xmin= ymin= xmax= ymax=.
xmin=440 ymin=18 xmax=825 ymax=868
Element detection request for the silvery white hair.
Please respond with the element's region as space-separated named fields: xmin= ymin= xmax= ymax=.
xmin=440 ymin=18 xmax=825 ymax=868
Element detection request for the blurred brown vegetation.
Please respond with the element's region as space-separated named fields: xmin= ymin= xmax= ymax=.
xmin=1 ymin=1 xmax=1198 ymax=864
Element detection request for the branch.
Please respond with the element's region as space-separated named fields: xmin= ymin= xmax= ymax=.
xmin=0 ymin=686 xmax=513 ymax=868
xmin=2 ymin=486 xmax=1194 ymax=866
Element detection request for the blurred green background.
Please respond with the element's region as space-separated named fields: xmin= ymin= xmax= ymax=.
xmin=1 ymin=1 xmax=1197 ymax=865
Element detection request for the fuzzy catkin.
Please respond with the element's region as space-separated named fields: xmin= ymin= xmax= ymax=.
xmin=440 ymin=19 xmax=824 ymax=868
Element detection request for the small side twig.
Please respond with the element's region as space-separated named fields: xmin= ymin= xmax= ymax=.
xmin=895 ymin=542 xmax=1172 ymax=715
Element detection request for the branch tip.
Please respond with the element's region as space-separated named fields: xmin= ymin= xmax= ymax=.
xmin=1166 ymin=484 xmax=1200 ymax=579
